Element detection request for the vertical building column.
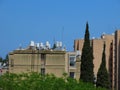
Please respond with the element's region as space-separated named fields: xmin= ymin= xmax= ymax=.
xmin=114 ymin=30 xmax=120 ymax=90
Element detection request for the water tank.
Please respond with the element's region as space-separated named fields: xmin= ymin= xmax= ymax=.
xmin=76 ymin=50 xmax=81 ymax=56
xmin=48 ymin=43 xmax=51 ymax=49
xmin=56 ymin=41 xmax=59 ymax=47
xmin=46 ymin=41 xmax=49 ymax=47
xmin=92 ymin=37 xmax=95 ymax=39
xmin=30 ymin=41 xmax=35 ymax=47
xmin=59 ymin=42 xmax=62 ymax=47
xmin=40 ymin=43 xmax=44 ymax=49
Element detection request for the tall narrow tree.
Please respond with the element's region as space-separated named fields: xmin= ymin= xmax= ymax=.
xmin=96 ymin=43 xmax=110 ymax=89
xmin=80 ymin=22 xmax=94 ymax=83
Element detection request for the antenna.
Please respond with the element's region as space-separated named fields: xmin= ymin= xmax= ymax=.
xmin=115 ymin=26 xmax=117 ymax=31
xmin=61 ymin=26 xmax=64 ymax=43
xmin=53 ymin=37 xmax=55 ymax=43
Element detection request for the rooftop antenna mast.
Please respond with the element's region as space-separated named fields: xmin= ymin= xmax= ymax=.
xmin=61 ymin=26 xmax=64 ymax=43
xmin=53 ymin=36 xmax=55 ymax=43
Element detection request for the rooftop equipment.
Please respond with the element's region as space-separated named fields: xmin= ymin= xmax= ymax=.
xmin=30 ymin=41 xmax=35 ymax=47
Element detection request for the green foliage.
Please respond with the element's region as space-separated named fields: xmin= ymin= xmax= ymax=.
xmin=0 ymin=72 xmax=106 ymax=90
xmin=52 ymin=43 xmax=57 ymax=49
xmin=0 ymin=57 xmax=3 ymax=62
xmin=2 ymin=54 xmax=9 ymax=66
xmin=0 ymin=54 xmax=8 ymax=66
xmin=80 ymin=22 xmax=94 ymax=83
xmin=96 ymin=43 xmax=110 ymax=89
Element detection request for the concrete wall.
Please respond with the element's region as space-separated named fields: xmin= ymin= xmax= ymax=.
xmin=9 ymin=50 xmax=67 ymax=77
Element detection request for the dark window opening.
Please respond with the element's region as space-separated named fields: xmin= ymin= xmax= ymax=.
xmin=41 ymin=68 xmax=45 ymax=75
xmin=41 ymin=54 xmax=46 ymax=68
xmin=70 ymin=56 xmax=75 ymax=66
xmin=70 ymin=61 xmax=75 ymax=66
xmin=70 ymin=72 xmax=74 ymax=78
xmin=41 ymin=54 xmax=46 ymax=61
xmin=11 ymin=59 xmax=14 ymax=67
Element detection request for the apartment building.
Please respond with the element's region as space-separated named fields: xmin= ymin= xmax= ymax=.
xmin=9 ymin=41 xmax=80 ymax=79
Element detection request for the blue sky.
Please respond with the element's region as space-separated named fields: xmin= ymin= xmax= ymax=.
xmin=0 ymin=0 xmax=120 ymax=58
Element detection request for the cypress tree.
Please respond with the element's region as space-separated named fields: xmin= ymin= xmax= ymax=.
xmin=80 ymin=22 xmax=94 ymax=83
xmin=96 ymin=43 xmax=110 ymax=89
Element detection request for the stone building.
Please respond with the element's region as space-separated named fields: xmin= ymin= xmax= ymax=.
xmin=9 ymin=41 xmax=80 ymax=79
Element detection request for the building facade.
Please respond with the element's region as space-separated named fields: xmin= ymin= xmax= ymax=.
xmin=9 ymin=41 xmax=80 ymax=80
xmin=9 ymin=50 xmax=67 ymax=77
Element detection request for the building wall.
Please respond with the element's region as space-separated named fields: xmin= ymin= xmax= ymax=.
xmin=103 ymin=35 xmax=114 ymax=90
xmin=74 ymin=39 xmax=84 ymax=51
xmin=92 ymin=39 xmax=103 ymax=76
xmin=74 ymin=34 xmax=114 ymax=89
xmin=9 ymin=50 xmax=67 ymax=77
xmin=74 ymin=35 xmax=114 ymax=75
xmin=45 ymin=54 xmax=66 ymax=77
xmin=67 ymin=52 xmax=80 ymax=80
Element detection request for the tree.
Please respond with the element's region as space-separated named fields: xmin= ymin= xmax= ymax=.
xmin=80 ymin=22 xmax=94 ymax=83
xmin=0 ymin=72 xmax=106 ymax=90
xmin=5 ymin=54 xmax=8 ymax=61
xmin=52 ymin=43 xmax=57 ymax=49
xmin=2 ymin=54 xmax=9 ymax=66
xmin=96 ymin=43 xmax=110 ymax=89
xmin=0 ymin=57 xmax=3 ymax=62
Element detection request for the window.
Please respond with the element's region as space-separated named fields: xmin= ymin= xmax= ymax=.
xmin=41 ymin=54 xmax=46 ymax=67
xmin=41 ymin=54 xmax=46 ymax=61
xmin=69 ymin=56 xmax=76 ymax=66
xmin=11 ymin=59 xmax=14 ymax=67
xmin=70 ymin=72 xmax=74 ymax=78
xmin=41 ymin=68 xmax=45 ymax=75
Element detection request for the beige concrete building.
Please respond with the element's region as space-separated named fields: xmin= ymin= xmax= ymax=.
xmin=9 ymin=50 xmax=67 ymax=77
xmin=67 ymin=51 xmax=80 ymax=80
xmin=9 ymin=41 xmax=80 ymax=79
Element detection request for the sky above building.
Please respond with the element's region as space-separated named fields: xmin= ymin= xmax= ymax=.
xmin=0 ymin=0 xmax=120 ymax=58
